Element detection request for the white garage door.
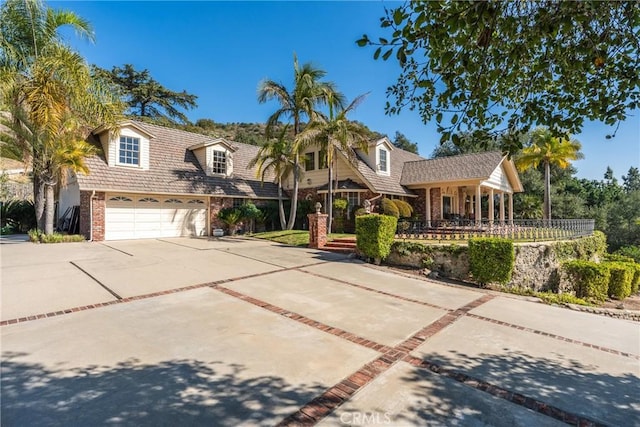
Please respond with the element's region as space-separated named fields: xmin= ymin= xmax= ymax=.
xmin=105 ymin=194 xmax=207 ymax=240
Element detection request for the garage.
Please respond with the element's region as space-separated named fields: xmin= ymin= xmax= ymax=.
xmin=105 ymin=194 xmax=207 ymax=240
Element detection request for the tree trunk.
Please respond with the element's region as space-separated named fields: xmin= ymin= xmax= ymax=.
xmin=44 ymin=181 xmax=55 ymax=235
xmin=33 ymin=173 xmax=45 ymax=231
xmin=327 ymin=162 xmax=333 ymax=233
xmin=277 ymin=180 xmax=287 ymax=231
xmin=544 ymin=161 xmax=551 ymax=221
xmin=286 ymin=155 xmax=299 ymax=230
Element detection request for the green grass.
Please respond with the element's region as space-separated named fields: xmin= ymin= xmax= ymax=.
xmin=251 ymin=230 xmax=355 ymax=247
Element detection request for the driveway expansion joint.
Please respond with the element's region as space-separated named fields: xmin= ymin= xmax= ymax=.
xmin=69 ymin=261 xmax=123 ymax=300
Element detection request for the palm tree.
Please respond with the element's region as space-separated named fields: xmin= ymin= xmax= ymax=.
xmin=516 ymin=127 xmax=582 ymax=220
xmin=1 ymin=0 xmax=123 ymax=234
xmin=296 ymin=93 xmax=370 ymax=232
xmin=258 ymin=54 xmax=342 ymax=229
xmin=248 ymin=126 xmax=294 ymax=230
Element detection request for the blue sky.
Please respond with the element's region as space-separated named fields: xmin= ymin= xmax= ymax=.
xmin=53 ymin=1 xmax=639 ymax=181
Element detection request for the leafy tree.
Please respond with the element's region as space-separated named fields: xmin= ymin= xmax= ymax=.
xmin=258 ymin=54 xmax=341 ymax=230
xmin=514 ymin=194 xmax=542 ymax=219
xmin=296 ymin=93 xmax=370 ymax=232
xmin=357 ymin=1 xmax=640 ymax=152
xmin=623 ymin=166 xmax=640 ymax=192
xmin=430 ymin=131 xmax=501 ymax=158
xmin=606 ymin=190 xmax=640 ymax=250
xmin=516 ymin=127 xmax=582 ymax=220
xmin=392 ymin=131 xmax=418 ymax=154
xmin=93 ymin=64 xmax=197 ymax=124
xmin=248 ymin=126 xmax=294 ymax=230
xmin=0 ymin=0 xmax=122 ymax=234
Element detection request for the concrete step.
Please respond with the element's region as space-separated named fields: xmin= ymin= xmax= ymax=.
xmin=325 ymin=241 xmax=357 ymax=249
xmin=320 ymin=246 xmax=355 ymax=254
xmin=331 ymin=237 xmax=357 ymax=244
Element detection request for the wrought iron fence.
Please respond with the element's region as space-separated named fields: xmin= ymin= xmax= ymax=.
xmin=395 ymin=219 xmax=595 ymax=242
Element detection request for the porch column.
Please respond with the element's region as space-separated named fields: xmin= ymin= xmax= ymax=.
xmin=488 ymin=188 xmax=494 ymax=225
xmin=508 ymin=192 xmax=514 ymax=224
xmin=475 ymin=185 xmax=482 ymax=225
xmin=425 ymin=187 xmax=431 ymax=227
xmin=499 ymin=192 xmax=505 ymax=223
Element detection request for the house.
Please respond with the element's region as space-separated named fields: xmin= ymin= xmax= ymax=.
xmin=60 ymin=120 xmax=281 ymax=241
xmin=294 ymin=140 xmax=523 ymax=225
xmin=60 ymin=121 xmax=523 ymax=241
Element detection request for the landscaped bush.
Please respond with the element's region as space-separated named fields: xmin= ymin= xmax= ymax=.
xmin=615 ymin=245 xmax=640 ymax=263
xmin=627 ymin=263 xmax=640 ymax=295
xmin=356 ymin=214 xmax=398 ymax=264
xmin=468 ymin=238 xmax=515 ymax=285
xmin=28 ymin=229 xmax=85 ymax=243
xmin=391 ymin=199 xmax=413 ymax=218
xmin=552 ymin=230 xmax=607 ymax=261
xmin=1 ymin=200 xmax=36 ymax=232
xmin=603 ymin=253 xmax=635 ymax=263
xmin=562 ymin=260 xmax=610 ymax=302
xmin=217 ymin=207 xmax=242 ymax=235
xmin=605 ymin=262 xmax=634 ymax=299
xmin=380 ymin=198 xmax=399 ymax=218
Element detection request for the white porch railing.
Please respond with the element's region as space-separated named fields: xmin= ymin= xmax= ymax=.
xmin=396 ymin=219 xmax=595 ymax=242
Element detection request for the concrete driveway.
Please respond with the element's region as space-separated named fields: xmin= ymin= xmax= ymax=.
xmin=1 ymin=237 xmax=638 ymax=426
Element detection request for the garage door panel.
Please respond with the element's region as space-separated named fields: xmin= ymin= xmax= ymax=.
xmin=105 ymin=194 xmax=207 ymax=240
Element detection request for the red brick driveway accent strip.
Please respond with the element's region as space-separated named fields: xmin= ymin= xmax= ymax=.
xmin=0 ymin=261 xmax=330 ymax=327
xmin=402 ymin=354 xmax=606 ymax=427
xmin=466 ymin=312 xmax=640 ymax=361
xmin=275 ymin=294 xmax=496 ymax=426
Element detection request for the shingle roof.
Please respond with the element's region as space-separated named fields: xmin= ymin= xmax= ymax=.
xmin=351 ymin=146 xmax=425 ymax=196
xmin=400 ymin=151 xmax=505 ymax=185
xmin=317 ymin=178 xmax=368 ymax=191
xmin=77 ymin=121 xmax=280 ymax=199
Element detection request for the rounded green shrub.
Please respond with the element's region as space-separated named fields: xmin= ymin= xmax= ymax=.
xmin=333 ymin=198 xmax=348 ymax=211
xmin=380 ymin=198 xmax=399 ymax=218
xmin=392 ymin=199 xmax=413 ymax=218
xmin=605 ymin=262 xmax=634 ymax=299
xmin=356 ymin=214 xmax=398 ymax=263
xmin=562 ymin=260 xmax=610 ymax=302
xmin=615 ymin=245 xmax=640 ymax=263
xmin=468 ymin=238 xmax=515 ymax=285
xmin=627 ymin=263 xmax=640 ymax=295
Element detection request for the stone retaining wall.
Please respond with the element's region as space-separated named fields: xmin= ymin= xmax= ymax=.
xmin=386 ymin=236 xmax=604 ymax=292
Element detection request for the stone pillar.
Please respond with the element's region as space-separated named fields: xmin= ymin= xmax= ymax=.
xmin=308 ymin=213 xmax=328 ymax=248
xmin=80 ymin=191 xmax=106 ymax=241
xmin=499 ymin=192 xmax=505 ymax=223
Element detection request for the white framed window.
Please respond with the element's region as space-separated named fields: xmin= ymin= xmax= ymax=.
xmin=339 ymin=191 xmax=360 ymax=219
xmin=212 ymin=150 xmax=227 ymax=174
xmin=233 ymin=198 xmax=246 ymax=208
xmin=118 ymin=136 xmax=140 ymax=166
xmin=378 ymin=148 xmax=387 ymax=172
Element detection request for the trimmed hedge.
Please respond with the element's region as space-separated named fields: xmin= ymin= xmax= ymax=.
xmin=605 ymin=262 xmax=634 ymax=299
xmin=468 ymin=238 xmax=515 ymax=285
xmin=603 ymin=253 xmax=635 ymax=264
xmin=628 ymin=263 xmax=640 ymax=295
xmin=380 ymin=198 xmax=400 ymax=218
xmin=562 ymin=260 xmax=610 ymax=302
xmin=552 ymin=230 xmax=607 ymax=261
xmin=392 ymin=199 xmax=413 ymax=218
xmin=356 ymin=214 xmax=398 ymax=263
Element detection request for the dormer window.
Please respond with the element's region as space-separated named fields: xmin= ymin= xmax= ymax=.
xmin=212 ymin=150 xmax=227 ymax=174
xmin=119 ymin=136 xmax=140 ymax=166
xmin=379 ymin=148 xmax=388 ymax=172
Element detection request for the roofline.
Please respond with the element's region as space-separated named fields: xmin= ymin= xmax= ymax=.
xmin=77 ymin=187 xmax=283 ymax=199
xmin=92 ymin=121 xmax=156 ymax=139
xmin=187 ymin=137 xmax=238 ymax=152
xmin=497 ymin=156 xmax=524 ymax=192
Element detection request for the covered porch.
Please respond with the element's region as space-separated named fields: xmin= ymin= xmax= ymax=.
xmin=423 ymin=184 xmax=515 ymax=226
